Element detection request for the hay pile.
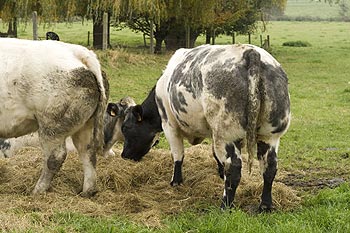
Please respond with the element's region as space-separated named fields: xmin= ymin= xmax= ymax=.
xmin=0 ymin=144 xmax=300 ymax=227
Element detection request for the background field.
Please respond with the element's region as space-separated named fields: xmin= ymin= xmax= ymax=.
xmin=283 ymin=0 xmax=341 ymax=20
xmin=1 ymin=2 xmax=350 ymax=232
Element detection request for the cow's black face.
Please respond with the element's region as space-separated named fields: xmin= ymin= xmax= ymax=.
xmin=121 ymin=105 xmax=157 ymax=161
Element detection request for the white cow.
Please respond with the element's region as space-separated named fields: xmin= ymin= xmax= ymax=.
xmin=0 ymin=96 xmax=136 ymax=158
xmin=0 ymin=38 xmax=108 ymax=196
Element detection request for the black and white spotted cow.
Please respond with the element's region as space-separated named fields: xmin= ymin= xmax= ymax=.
xmin=115 ymin=44 xmax=290 ymax=210
xmin=0 ymin=38 xmax=108 ymax=196
xmin=0 ymin=97 xmax=136 ymax=159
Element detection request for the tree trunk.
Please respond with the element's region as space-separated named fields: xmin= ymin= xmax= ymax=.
xmin=153 ymin=21 xmax=170 ymax=54
xmin=7 ymin=18 xmax=17 ymax=37
xmin=154 ymin=38 xmax=163 ymax=54
xmin=93 ymin=12 xmax=110 ymax=49
xmin=205 ymin=30 xmax=211 ymax=44
xmin=165 ymin=24 xmax=199 ymax=51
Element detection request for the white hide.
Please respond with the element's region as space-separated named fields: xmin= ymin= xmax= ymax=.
xmin=0 ymin=38 xmax=106 ymax=138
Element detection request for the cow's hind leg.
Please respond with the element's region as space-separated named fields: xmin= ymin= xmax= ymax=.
xmin=212 ymin=144 xmax=224 ymax=179
xmin=257 ymin=137 xmax=280 ymax=212
xmin=72 ymin=119 xmax=98 ymax=197
xmin=214 ymin=139 xmax=243 ymax=209
xmin=33 ymin=138 xmax=67 ymax=194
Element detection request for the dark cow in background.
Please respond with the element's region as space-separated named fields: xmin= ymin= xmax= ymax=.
xmin=0 ymin=97 xmax=135 ymax=158
xmin=46 ymin=31 xmax=60 ymax=41
xmin=115 ymin=44 xmax=290 ymax=210
xmin=0 ymin=38 xmax=108 ymax=196
xmin=104 ymin=96 xmax=136 ymax=156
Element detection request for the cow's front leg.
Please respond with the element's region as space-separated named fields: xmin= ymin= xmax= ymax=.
xmin=33 ymin=139 xmax=67 ymax=194
xmin=214 ymin=139 xmax=242 ymax=209
xmin=163 ymin=124 xmax=184 ymax=186
xmin=257 ymin=139 xmax=279 ymax=212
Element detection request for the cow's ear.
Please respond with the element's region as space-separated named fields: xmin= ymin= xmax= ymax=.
xmin=107 ymin=103 xmax=120 ymax=117
xmin=132 ymin=105 xmax=143 ymax=122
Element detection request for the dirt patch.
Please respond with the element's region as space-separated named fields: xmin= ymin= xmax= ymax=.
xmin=277 ymin=173 xmax=347 ymax=193
xmin=0 ymin=144 xmax=301 ymax=227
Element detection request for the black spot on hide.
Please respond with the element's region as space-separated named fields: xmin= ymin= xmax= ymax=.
xmin=260 ymin=63 xmax=290 ymax=131
xmin=170 ymin=91 xmax=188 ymax=114
xmin=156 ymin=97 xmax=168 ymax=122
xmin=47 ymin=150 xmax=67 ymax=172
xmin=0 ymin=139 xmax=11 ymax=150
xmin=169 ymin=46 xmax=210 ymax=100
xmin=206 ymin=61 xmax=248 ymax=128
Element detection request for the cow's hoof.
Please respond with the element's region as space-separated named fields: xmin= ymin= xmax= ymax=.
xmin=220 ymin=201 xmax=235 ymax=211
xmin=170 ymin=179 xmax=183 ymax=186
xmin=80 ymin=189 xmax=98 ymax=198
xmin=104 ymin=149 xmax=116 ymax=157
xmin=258 ymin=204 xmax=274 ymax=213
xmin=32 ymin=190 xmax=46 ymax=196
xmin=32 ymin=185 xmax=51 ymax=195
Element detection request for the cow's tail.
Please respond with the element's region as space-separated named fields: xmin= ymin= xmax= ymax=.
xmin=245 ymin=49 xmax=262 ymax=174
xmin=75 ymin=47 xmax=108 ymax=156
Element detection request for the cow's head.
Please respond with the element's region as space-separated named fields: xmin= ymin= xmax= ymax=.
xmin=106 ymin=97 xmax=135 ymax=119
xmin=118 ymin=104 xmax=160 ymax=161
xmin=104 ymin=97 xmax=136 ymax=156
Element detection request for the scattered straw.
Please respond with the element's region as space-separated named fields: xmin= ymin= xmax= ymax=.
xmin=0 ymin=144 xmax=301 ymax=227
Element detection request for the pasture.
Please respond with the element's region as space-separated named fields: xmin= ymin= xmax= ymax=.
xmin=1 ymin=20 xmax=350 ymax=232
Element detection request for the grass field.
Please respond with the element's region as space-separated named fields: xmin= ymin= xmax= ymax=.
xmin=1 ymin=19 xmax=350 ymax=232
xmin=283 ymin=0 xmax=341 ymax=20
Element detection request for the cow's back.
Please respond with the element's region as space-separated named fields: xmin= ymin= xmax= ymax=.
xmin=156 ymin=44 xmax=290 ymax=141
xmin=0 ymin=38 xmax=104 ymax=139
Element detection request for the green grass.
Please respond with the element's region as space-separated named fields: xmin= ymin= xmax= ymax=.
xmin=284 ymin=0 xmax=340 ymax=20
xmin=6 ymin=184 xmax=350 ymax=232
xmin=5 ymin=20 xmax=350 ymax=231
xmin=162 ymin=184 xmax=350 ymax=233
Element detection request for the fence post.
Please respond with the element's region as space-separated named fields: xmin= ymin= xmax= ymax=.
xmin=232 ymin=32 xmax=235 ymax=44
xmin=32 ymin=11 xmax=38 ymax=40
xmin=212 ymin=29 xmax=216 ymax=45
xmin=87 ymin=31 xmax=90 ymax=46
xmin=185 ymin=24 xmax=191 ymax=48
xmin=143 ymin=34 xmax=147 ymax=47
xmin=102 ymin=12 xmax=108 ymax=50
xmin=267 ymin=35 xmax=270 ymax=48
xmin=248 ymin=33 xmax=251 ymax=44
xmin=150 ymin=19 xmax=154 ymax=53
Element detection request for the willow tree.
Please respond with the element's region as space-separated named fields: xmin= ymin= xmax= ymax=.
xmin=0 ymin=0 xmax=17 ymax=37
xmin=165 ymin=0 xmax=218 ymax=49
xmin=0 ymin=0 xmax=120 ymax=48
xmin=118 ymin=0 xmax=218 ymax=52
xmin=118 ymin=0 xmax=288 ymax=52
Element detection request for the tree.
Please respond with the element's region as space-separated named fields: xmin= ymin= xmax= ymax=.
xmin=339 ymin=0 xmax=350 ymax=20
xmin=118 ymin=0 xmax=287 ymax=52
xmin=118 ymin=0 xmax=219 ymax=52
xmin=0 ymin=0 xmax=121 ymax=48
xmin=0 ymin=0 xmax=17 ymax=37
